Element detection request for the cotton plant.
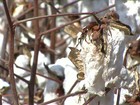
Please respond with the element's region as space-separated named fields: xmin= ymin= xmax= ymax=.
xmin=13 ymin=54 xmax=31 ymax=101
xmin=66 ymin=10 xmax=139 ymax=105
xmin=43 ymin=64 xmax=65 ymax=104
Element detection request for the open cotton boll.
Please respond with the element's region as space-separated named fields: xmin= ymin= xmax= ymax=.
xmin=88 ymin=89 xmax=114 ymax=105
xmin=48 ymin=64 xmax=64 ymax=77
xmin=43 ymin=80 xmax=60 ymax=104
xmin=64 ymin=62 xmax=83 ymax=105
xmin=43 ymin=64 xmax=65 ymax=104
xmin=63 ymin=61 xmax=78 ymax=94
xmin=30 ymin=51 xmax=50 ymax=88
xmin=0 ymin=78 xmax=9 ymax=89
xmin=75 ymin=27 xmax=128 ymax=100
xmin=30 ymin=51 xmax=50 ymax=72
xmin=14 ymin=54 xmax=30 ymax=76
xmin=103 ymin=27 xmax=126 ymax=88
xmin=14 ymin=54 xmax=31 ymax=96
xmin=43 ymin=93 xmax=58 ymax=105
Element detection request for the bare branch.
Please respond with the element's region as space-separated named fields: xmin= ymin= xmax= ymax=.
xmin=39 ymin=90 xmax=87 ymax=105
xmin=2 ymin=0 xmax=19 ymax=104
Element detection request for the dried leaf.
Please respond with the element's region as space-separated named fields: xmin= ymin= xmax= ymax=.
xmin=23 ymin=46 xmax=32 ymax=60
xmin=68 ymin=47 xmax=85 ymax=80
xmin=134 ymin=70 xmax=140 ymax=93
xmin=64 ymin=25 xmax=81 ymax=38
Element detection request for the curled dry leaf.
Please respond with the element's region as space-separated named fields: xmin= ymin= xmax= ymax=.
xmin=68 ymin=47 xmax=85 ymax=80
xmin=64 ymin=25 xmax=82 ymax=38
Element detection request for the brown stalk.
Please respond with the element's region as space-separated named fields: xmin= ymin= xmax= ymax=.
xmin=39 ymin=90 xmax=87 ymax=105
xmin=14 ymin=4 xmax=115 ymax=25
xmin=39 ymin=5 xmax=115 ymax=37
xmin=29 ymin=0 xmax=40 ymax=104
xmin=14 ymin=12 xmax=95 ymax=25
xmin=50 ymin=0 xmax=56 ymax=63
xmin=60 ymin=0 xmax=81 ymax=9
xmin=14 ymin=63 xmax=62 ymax=84
xmin=2 ymin=0 xmax=19 ymax=105
xmin=0 ymin=94 xmax=2 ymax=105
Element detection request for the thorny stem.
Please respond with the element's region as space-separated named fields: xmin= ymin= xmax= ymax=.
xmin=29 ymin=0 xmax=40 ymax=105
xmin=39 ymin=90 xmax=87 ymax=105
xmin=2 ymin=0 xmax=19 ymax=105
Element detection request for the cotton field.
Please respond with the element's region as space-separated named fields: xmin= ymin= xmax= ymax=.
xmin=0 ymin=0 xmax=140 ymax=105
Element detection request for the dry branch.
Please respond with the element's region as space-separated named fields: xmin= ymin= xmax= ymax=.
xmin=2 ymin=0 xmax=19 ymax=104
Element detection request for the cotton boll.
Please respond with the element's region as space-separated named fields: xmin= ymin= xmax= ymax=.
xmin=0 ymin=78 xmax=9 ymax=89
xmin=103 ymin=27 xmax=126 ymax=88
xmin=43 ymin=64 xmax=65 ymax=104
xmin=54 ymin=57 xmax=74 ymax=69
xmin=14 ymin=54 xmax=30 ymax=76
xmin=30 ymin=51 xmax=50 ymax=89
xmin=43 ymin=93 xmax=58 ymax=105
xmin=43 ymin=79 xmax=60 ymax=104
xmin=88 ymin=93 xmax=114 ymax=105
xmin=30 ymin=51 xmax=50 ymax=72
xmin=48 ymin=64 xmax=64 ymax=77
xmin=14 ymin=55 xmax=30 ymax=95
xmin=63 ymin=62 xmax=77 ymax=94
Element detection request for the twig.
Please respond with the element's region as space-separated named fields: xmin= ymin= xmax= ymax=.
xmin=39 ymin=90 xmax=87 ymax=105
xmin=15 ymin=63 xmax=63 ymax=84
xmin=50 ymin=0 xmax=56 ymax=63
xmin=14 ymin=12 xmax=94 ymax=25
xmin=116 ymin=88 xmax=121 ymax=105
xmin=15 ymin=1 xmax=43 ymax=20
xmin=29 ymin=0 xmax=40 ymax=104
xmin=39 ymin=5 xmax=115 ymax=37
xmin=60 ymin=80 xmax=80 ymax=104
xmin=14 ymin=4 xmax=115 ymax=25
xmin=60 ymin=0 xmax=81 ymax=9
xmin=2 ymin=0 xmax=19 ymax=105
xmin=0 ymin=64 xmax=29 ymax=84
xmin=83 ymin=95 xmax=97 ymax=105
